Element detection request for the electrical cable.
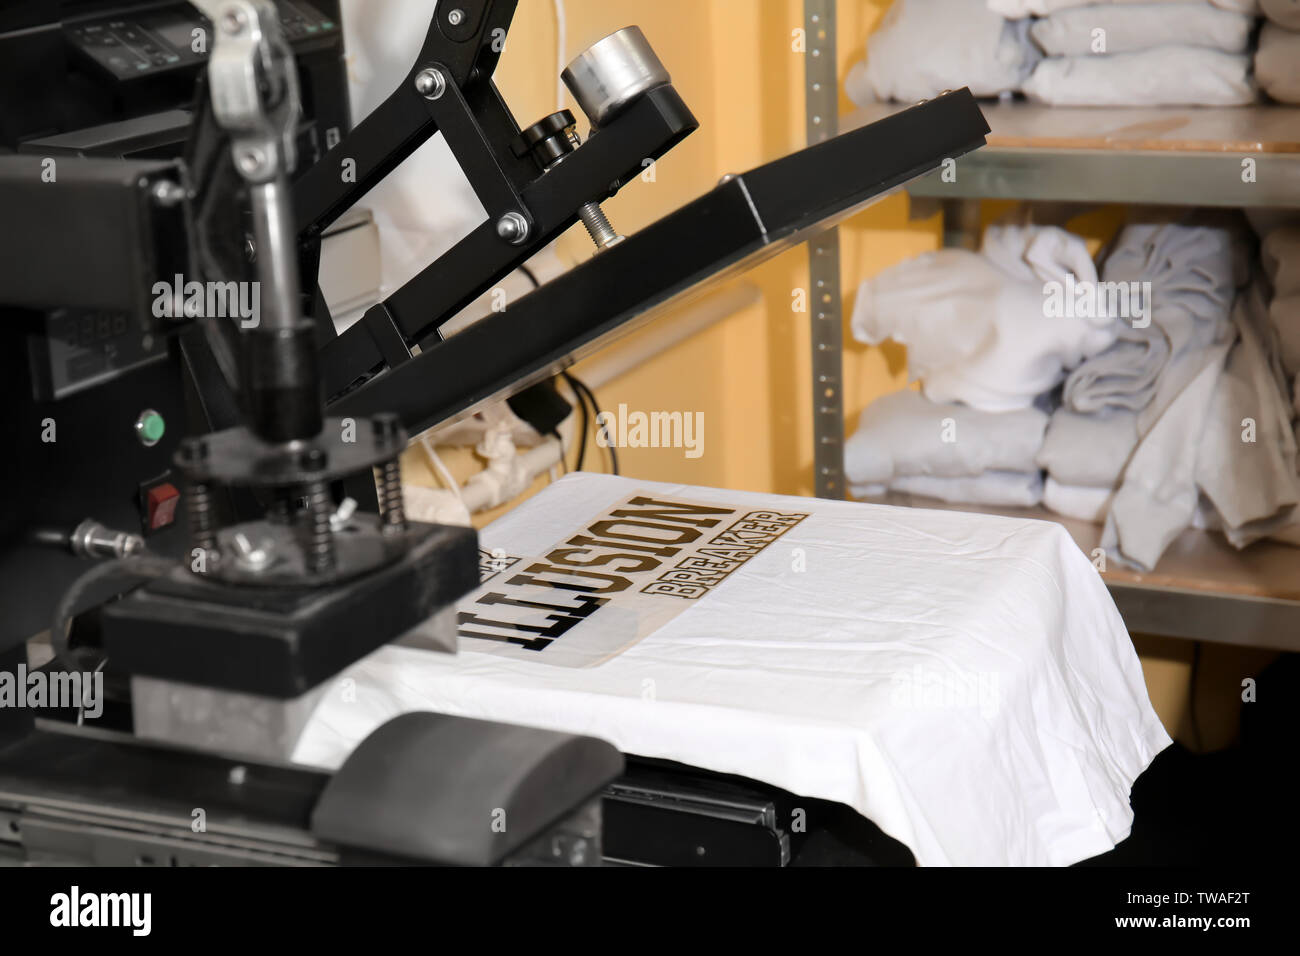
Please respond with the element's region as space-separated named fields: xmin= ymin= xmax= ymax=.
xmin=565 ymin=373 xmax=619 ymax=475
xmin=562 ymin=370 xmax=590 ymax=471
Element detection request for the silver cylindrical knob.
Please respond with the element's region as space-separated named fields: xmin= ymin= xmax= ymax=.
xmin=561 ymin=26 xmax=670 ymax=128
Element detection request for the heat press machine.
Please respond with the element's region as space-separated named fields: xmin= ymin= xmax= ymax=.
xmin=0 ymin=0 xmax=989 ymax=866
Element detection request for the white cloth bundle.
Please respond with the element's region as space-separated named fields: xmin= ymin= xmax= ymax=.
xmin=1022 ymin=48 xmax=1256 ymax=107
xmin=845 ymin=0 xmax=1039 ymax=104
xmin=851 ymin=225 xmax=1116 ymax=412
xmin=1029 ymin=3 xmax=1254 ymax=55
xmin=1044 ymin=478 xmax=1115 ymax=521
xmin=845 ymin=388 xmax=1048 ymax=486
xmin=296 ymin=473 xmax=1170 ymax=866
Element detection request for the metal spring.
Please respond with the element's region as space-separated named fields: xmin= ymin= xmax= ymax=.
xmin=187 ymin=480 xmax=218 ymax=557
xmin=376 ymin=458 xmax=407 ymax=534
xmin=302 ymin=481 xmax=335 ymax=574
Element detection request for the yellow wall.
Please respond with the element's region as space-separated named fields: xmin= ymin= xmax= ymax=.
xmin=406 ymin=0 xmax=934 ymax=499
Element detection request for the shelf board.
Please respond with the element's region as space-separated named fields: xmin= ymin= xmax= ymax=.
xmin=846 ymin=100 xmax=1300 ymax=208
xmin=864 ymin=492 xmax=1300 ymax=651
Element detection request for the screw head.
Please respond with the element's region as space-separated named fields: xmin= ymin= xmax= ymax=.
xmin=447 ymin=8 xmax=465 ymax=26
xmin=414 ymin=68 xmax=446 ymax=100
xmin=236 ymin=147 xmax=266 ymax=176
xmin=151 ymin=179 xmax=186 ymax=206
xmin=496 ymin=212 xmax=529 ymax=245
xmin=221 ymin=6 xmax=248 ymax=34
xmin=372 ymin=413 xmax=404 ymax=445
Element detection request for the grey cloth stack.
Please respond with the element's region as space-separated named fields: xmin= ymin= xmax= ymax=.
xmin=1036 ymin=407 xmax=1140 ymax=489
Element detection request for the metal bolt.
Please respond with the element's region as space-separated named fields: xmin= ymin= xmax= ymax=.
xmin=231 ymin=532 xmax=273 ymax=572
xmin=228 ymin=765 xmax=247 ymax=785
xmin=496 ymin=211 xmax=530 ymax=244
xmin=578 ymin=202 xmax=623 ymax=251
xmin=236 ymin=147 xmax=265 ymax=176
xmin=221 ymin=6 xmax=248 ymax=34
xmin=329 ymin=497 xmax=358 ymax=533
xmin=151 ymin=180 xmax=186 ymax=206
xmin=372 ymin=412 xmax=404 ymax=445
xmin=414 ymin=68 xmax=446 ymax=100
xmin=447 ymin=8 xmax=465 ymax=26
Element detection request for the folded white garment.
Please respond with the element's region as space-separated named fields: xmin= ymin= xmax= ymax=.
xmin=845 ymin=0 xmax=1039 ymax=104
xmin=1030 ymin=3 xmax=1254 ymax=56
xmin=1037 ymin=407 xmax=1140 ymax=487
xmin=1196 ymin=281 xmax=1300 ymax=548
xmin=1044 ymin=478 xmax=1115 ymax=522
xmin=1261 ymin=0 xmax=1300 ymax=29
xmin=992 ymin=0 xmax=1258 ymax=16
xmin=296 ymin=473 xmax=1170 ymax=866
xmin=1256 ymin=22 xmax=1300 ymax=105
xmin=845 ymin=389 xmax=1048 ymax=485
xmin=851 ymin=225 xmax=1116 ymax=412
xmin=1022 ymin=48 xmax=1256 ymax=107
xmin=854 ymin=470 xmax=1045 ymax=507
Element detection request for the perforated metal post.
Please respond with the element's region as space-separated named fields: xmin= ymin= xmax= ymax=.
xmin=804 ymin=0 xmax=844 ymax=499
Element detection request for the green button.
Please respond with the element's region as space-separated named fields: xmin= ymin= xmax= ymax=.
xmin=136 ymin=410 xmax=165 ymax=445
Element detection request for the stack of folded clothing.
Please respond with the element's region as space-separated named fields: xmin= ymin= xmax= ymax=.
xmin=1257 ymin=1 xmax=1300 ymax=103
xmin=849 ymin=223 xmax=1115 ymax=506
xmin=845 ymin=0 xmax=1261 ymax=107
xmin=1006 ymin=0 xmax=1259 ymax=106
xmin=850 ymin=213 xmax=1300 ymax=571
xmin=844 ymin=0 xmax=1039 ymax=104
xmin=846 ymin=388 xmax=1049 ymax=505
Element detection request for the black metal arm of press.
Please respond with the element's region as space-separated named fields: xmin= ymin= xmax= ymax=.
xmin=290 ymin=0 xmax=699 ymax=402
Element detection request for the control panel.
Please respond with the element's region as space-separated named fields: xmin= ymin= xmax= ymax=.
xmin=64 ymin=1 xmax=339 ymax=83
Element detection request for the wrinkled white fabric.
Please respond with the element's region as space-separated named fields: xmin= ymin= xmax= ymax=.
xmin=845 ymin=389 xmax=1048 ymax=485
xmin=851 ymin=225 xmax=1116 ymax=411
xmin=296 ymin=474 xmax=1170 ymax=867
xmin=1022 ymin=48 xmax=1256 ymax=107
xmin=845 ymin=0 xmax=1039 ymax=104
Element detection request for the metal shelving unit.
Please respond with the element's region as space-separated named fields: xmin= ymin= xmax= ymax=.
xmin=805 ymin=0 xmax=846 ymax=500
xmin=840 ymin=98 xmax=1300 ymax=648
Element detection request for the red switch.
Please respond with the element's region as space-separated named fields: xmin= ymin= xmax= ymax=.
xmin=145 ymin=482 xmax=181 ymax=531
